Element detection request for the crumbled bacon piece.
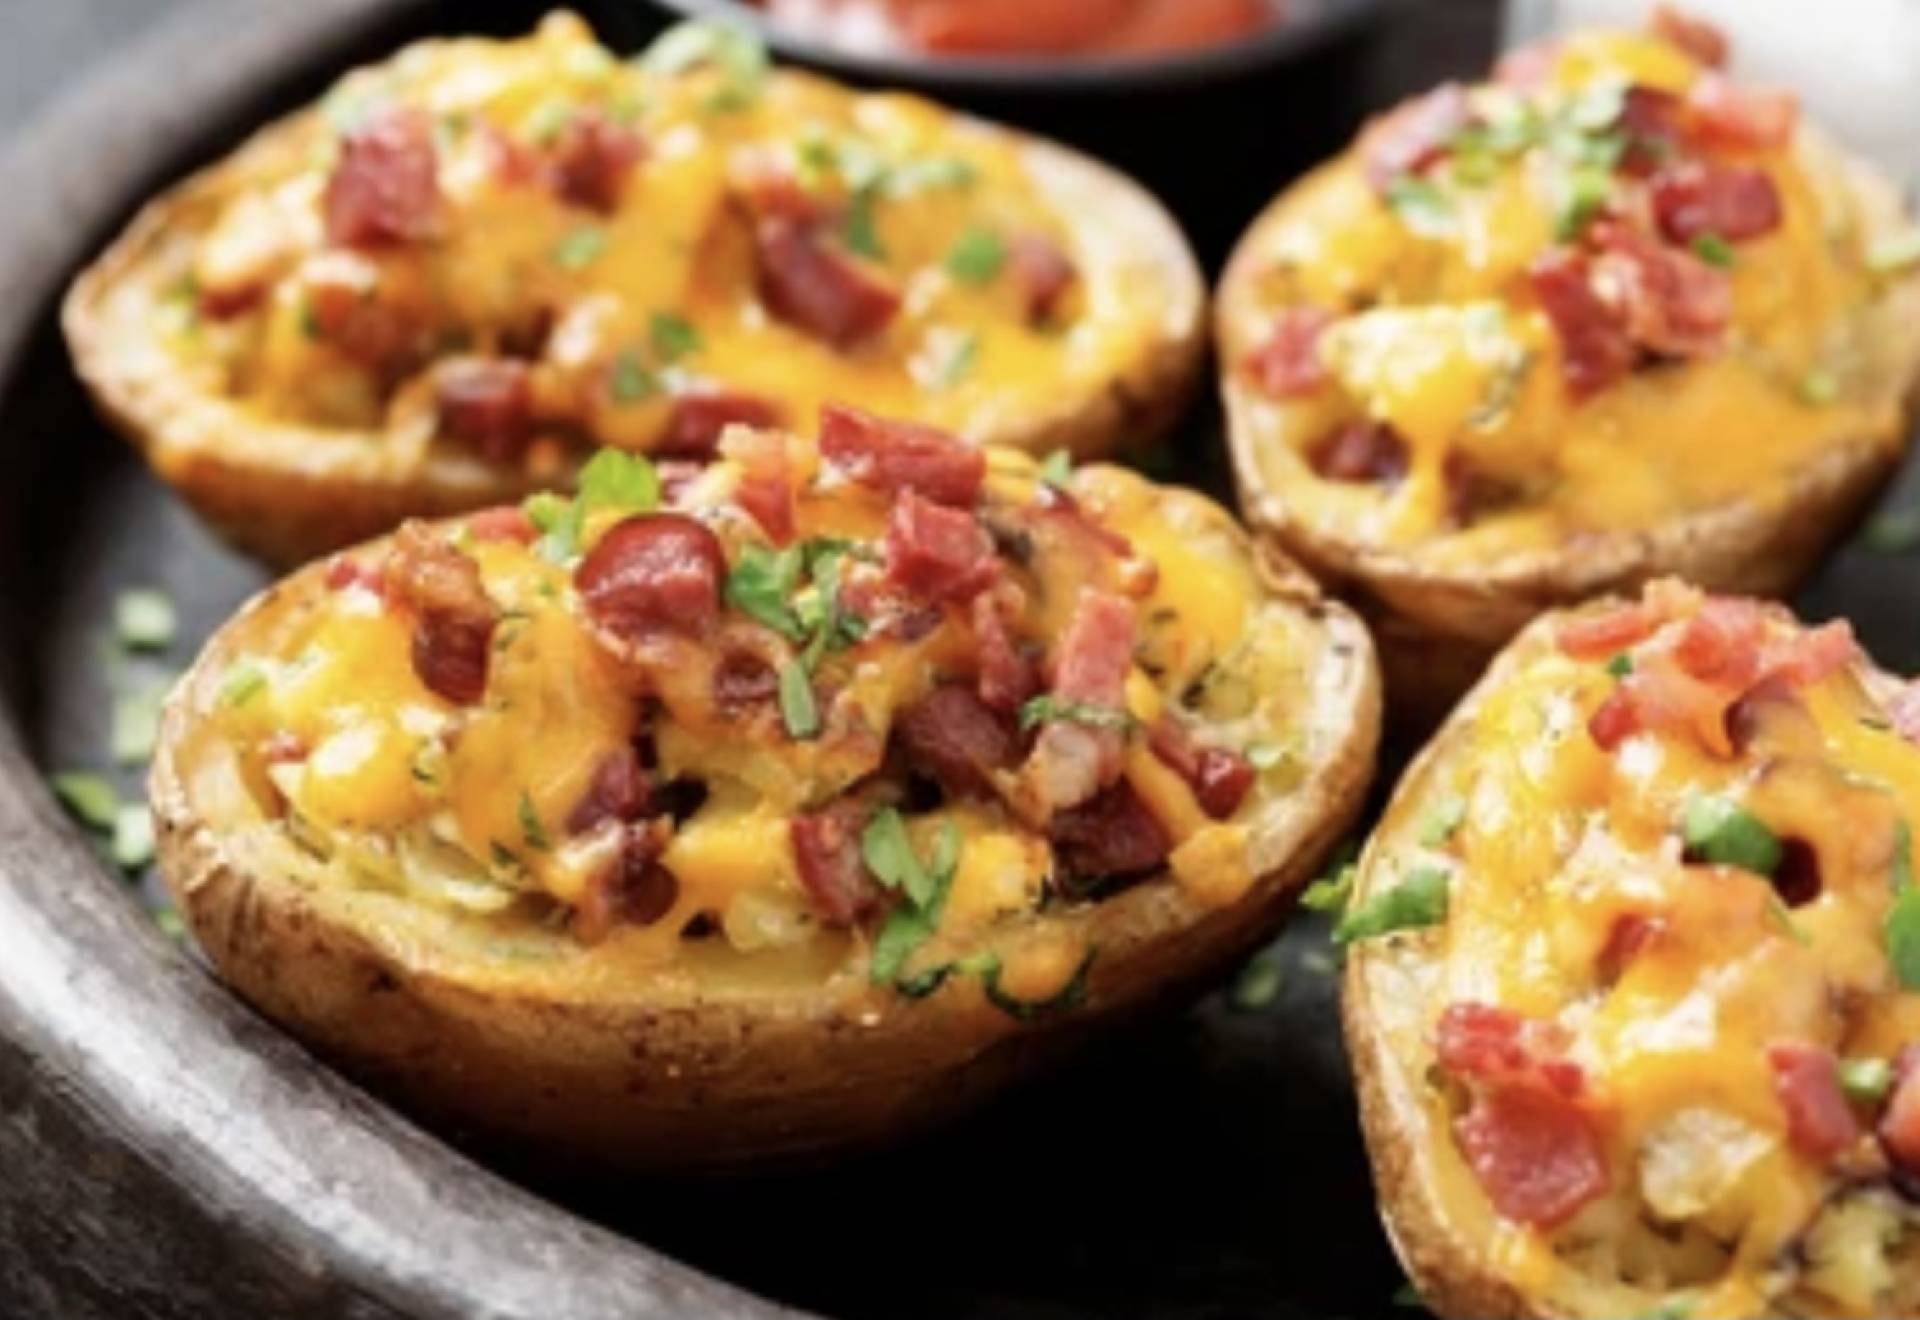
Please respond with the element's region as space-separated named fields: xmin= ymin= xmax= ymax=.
xmin=1049 ymin=782 xmax=1171 ymax=887
xmin=1308 ymin=421 xmax=1410 ymax=484
xmin=884 ymin=492 xmax=998 ymax=603
xmin=1650 ymin=4 xmax=1729 ymax=67
xmin=436 ymin=358 xmax=534 ymax=463
xmin=550 ymin=108 xmax=644 ymax=214
xmin=1531 ymin=249 xmax=1636 ymax=398
xmin=1148 ymin=719 xmax=1255 ymax=820
xmin=575 ymin=823 xmax=677 ymax=945
xmin=383 ymin=522 xmax=497 ymax=706
xmin=1244 ymin=306 xmax=1335 ymax=399
xmin=719 ymin=425 xmax=796 ymax=545
xmin=1436 ymin=1003 xmax=1585 ymax=1099
xmin=1671 ymin=596 xmax=1767 ymax=687
xmin=1023 ymin=590 xmax=1137 ymax=815
xmin=1360 ymin=83 xmax=1472 ymax=191
xmin=1650 ymin=161 xmax=1783 ymax=245
xmin=323 ymin=106 xmax=441 ymax=249
xmin=1617 ymin=86 xmax=1687 ymax=176
xmin=973 ymin=588 xmax=1039 ymax=714
xmin=818 ymin=404 xmax=985 ymax=506
xmin=1590 ymin=222 xmax=1731 ymax=360
xmin=754 ymin=217 xmax=900 ymax=347
xmin=1768 ymin=1041 xmax=1859 ymax=1160
xmin=712 ymin=650 xmax=779 ymax=715
xmin=467 ymin=505 xmax=536 ymax=544
xmin=895 ymin=686 xmax=1018 ymax=801
xmin=575 ymin=513 xmax=726 ymax=641
xmin=1009 ymin=233 xmax=1077 ymax=323
xmin=660 ymin=391 xmax=783 ymax=460
xmin=1595 ymin=913 xmax=1662 ymax=985
xmin=1685 ymin=75 xmax=1798 ymax=152
xmin=303 ymin=255 xmax=425 ymax=371
xmin=566 ymin=746 xmax=651 ymax=835
xmin=790 ymin=801 xmax=881 ymax=925
xmin=1880 ymin=1048 xmax=1920 ymax=1173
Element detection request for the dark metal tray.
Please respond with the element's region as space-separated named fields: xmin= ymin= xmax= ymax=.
xmin=3 ymin=2 xmax=1912 ymax=1317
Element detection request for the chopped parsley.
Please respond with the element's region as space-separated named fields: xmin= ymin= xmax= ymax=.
xmin=725 ymin=543 xmax=807 ymax=641
xmin=527 ymin=449 xmax=660 ymax=563
xmin=1417 ymin=796 xmax=1467 ymax=847
xmin=111 ymin=679 xmax=172 ymax=766
xmin=551 ymin=225 xmax=607 ymax=271
xmin=1887 ymin=821 xmax=1920 ymax=990
xmin=1246 ymin=742 xmax=1287 ymax=772
xmin=865 ymin=811 xmax=963 ymax=985
xmin=777 ymin=659 xmax=819 ymax=739
xmin=517 ymin=791 xmax=551 ymax=853
xmin=649 ymin=312 xmax=701 ymax=362
xmin=608 ymin=349 xmax=658 ymax=404
xmin=51 ymin=772 xmax=119 ymax=832
xmin=1333 ymin=866 xmax=1450 ymax=945
xmin=1606 ymin=652 xmax=1635 ymax=679
xmin=935 ymin=331 xmax=980 ymax=389
xmin=1018 ymin=695 xmax=1138 ymax=733
xmin=115 ymin=588 xmax=177 ymax=652
xmin=945 ymin=226 xmax=1006 ymax=285
xmin=1691 ymin=233 xmax=1735 ymax=268
xmin=1680 ymin=797 xmax=1782 ymax=875
xmin=1038 ymin=449 xmax=1073 ymax=488
xmin=1555 ymin=165 xmax=1614 ymax=240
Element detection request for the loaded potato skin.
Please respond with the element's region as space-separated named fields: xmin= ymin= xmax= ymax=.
xmin=1345 ymin=580 xmax=1920 ymax=1319
xmin=1218 ymin=8 xmax=1920 ymax=726
xmin=66 ymin=12 xmax=1203 ymax=567
xmin=153 ymin=408 xmax=1377 ymax=1170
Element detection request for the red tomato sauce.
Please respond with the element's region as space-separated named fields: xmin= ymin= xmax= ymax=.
xmin=756 ymin=0 xmax=1282 ymax=59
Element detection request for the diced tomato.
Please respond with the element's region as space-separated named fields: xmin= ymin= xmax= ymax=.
xmin=1531 ymin=249 xmax=1635 ymax=398
xmin=383 ymin=522 xmax=497 ymax=706
xmin=1651 ymin=161 xmax=1783 ymax=245
xmin=436 ymin=358 xmax=533 ymax=463
xmin=323 ymin=106 xmax=441 ymax=249
xmin=1768 ymin=1041 xmax=1859 ymax=1159
xmin=1244 ymin=306 xmax=1335 ymax=399
xmin=1048 ymin=782 xmax=1172 ymax=886
xmin=1879 ymin=1048 xmax=1920 ymax=1173
xmin=818 ymin=404 xmax=985 ymax=506
xmin=894 ymin=685 xmax=1018 ymax=801
xmin=565 ymin=746 xmax=651 ymax=835
xmin=1308 ymin=420 xmax=1410 ymax=485
xmin=973 ymin=589 xmax=1039 ymax=714
xmin=1649 ymin=4 xmax=1729 ymax=67
xmin=1671 ymin=596 xmax=1767 ymax=687
xmin=1053 ymin=589 xmax=1136 ymax=708
xmin=1558 ymin=600 xmax=1664 ymax=660
xmin=1009 ymin=233 xmax=1077 ymax=324
xmin=550 ymin=108 xmax=644 ymax=214
xmin=1455 ymin=1084 xmax=1610 ymax=1228
xmin=575 ymin=513 xmax=726 ymax=641
xmin=1590 ymin=222 xmax=1731 ymax=359
xmin=1685 ymin=76 xmax=1799 ymax=152
xmin=754 ymin=217 xmax=900 ymax=347
xmin=660 ymin=391 xmax=783 ymax=460
xmin=1360 ymin=83 xmax=1473 ymax=191
xmin=885 ymin=491 xmax=998 ymax=603
xmin=790 ymin=803 xmax=881 ymax=925
xmin=1149 ymin=719 xmax=1255 ymax=820
xmin=467 ymin=505 xmax=536 ymax=544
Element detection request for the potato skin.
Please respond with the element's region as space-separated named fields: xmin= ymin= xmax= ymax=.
xmin=153 ymin=512 xmax=1378 ymax=1172
xmin=66 ymin=55 xmax=1204 ymax=570
xmin=1218 ymin=137 xmax=1920 ymax=733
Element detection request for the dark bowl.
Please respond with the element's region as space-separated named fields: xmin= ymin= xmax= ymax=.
xmin=631 ymin=0 xmax=1393 ymax=267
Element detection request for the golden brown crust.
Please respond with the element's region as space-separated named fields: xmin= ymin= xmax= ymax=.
xmin=66 ymin=66 xmax=1205 ymax=570
xmin=152 ymin=496 xmax=1377 ymax=1172
xmin=1218 ymin=138 xmax=1920 ymax=731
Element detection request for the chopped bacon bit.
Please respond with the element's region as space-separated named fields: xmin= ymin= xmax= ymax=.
xmin=1244 ymin=306 xmax=1336 ymax=399
xmin=436 ymin=358 xmax=534 ymax=463
xmin=467 ymin=505 xmax=537 ymax=544
xmin=1531 ymin=249 xmax=1635 ymax=398
xmin=1768 ymin=1041 xmax=1859 ymax=1159
xmin=718 ymin=425 xmax=797 ymax=546
xmin=1651 ymin=161 xmax=1783 ymax=245
xmin=1617 ymin=86 xmax=1687 ymax=177
xmin=323 ymin=106 xmax=441 ymax=249
xmin=384 ymin=522 xmax=497 ymax=706
xmin=1650 ymin=4 xmax=1729 ymax=67
xmin=1455 ymin=1084 xmax=1610 ymax=1228
xmin=659 ymin=391 xmax=783 ymax=460
xmin=1308 ymin=420 xmax=1410 ymax=485
xmin=479 ymin=123 xmax=543 ymax=187
xmin=1149 ymin=719 xmax=1255 ymax=820
xmin=575 ymin=823 xmax=677 ymax=945
xmin=575 ymin=513 xmax=726 ymax=641
xmin=818 ymin=404 xmax=985 ymax=506
xmin=1596 ymin=913 xmax=1662 ymax=985
xmin=895 ymin=685 xmax=1018 ymax=801
xmin=1049 ymin=782 xmax=1172 ymax=887
xmin=198 ymin=282 xmax=264 ymax=320
xmin=1054 ymin=589 xmax=1136 ymax=708
xmin=1589 ymin=221 xmax=1731 ymax=359
xmin=1588 ymin=686 xmax=1643 ymax=751
xmin=1685 ymin=75 xmax=1799 ymax=152
xmin=1436 ymin=1002 xmax=1585 ymax=1099
xmin=1671 ymin=596 xmax=1767 ymax=686
xmin=1885 ymin=682 xmax=1920 ymax=745
xmin=973 ymin=588 xmax=1039 ymax=714
xmin=566 ymin=746 xmax=651 ymax=835
xmin=790 ymin=802 xmax=881 ymax=925
xmin=1762 ymin=620 xmax=1858 ymax=688
xmin=1360 ymin=83 xmax=1472 ymax=191
xmin=712 ymin=650 xmax=778 ymax=715
xmin=1035 ymin=484 xmax=1135 ymax=558
xmin=324 ymin=555 xmax=383 ymax=594
xmin=754 ymin=217 xmax=900 ymax=347
xmin=261 ymin=731 xmax=310 ymax=765
xmin=550 ymin=108 xmax=645 ymax=214
xmin=884 ymin=492 xmax=998 ymax=603
xmin=1009 ymin=233 xmax=1077 ymax=323
xmin=1880 ymin=1049 xmax=1920 ymax=1173
xmin=733 ymin=159 xmax=829 ymax=224
xmin=304 ymin=258 xmax=424 ymax=371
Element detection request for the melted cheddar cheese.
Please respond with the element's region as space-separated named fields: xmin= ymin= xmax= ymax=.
xmin=195 ymin=419 xmax=1312 ymax=1008
xmin=163 ymin=12 xmax=1174 ymax=466
xmin=1228 ymin=24 xmax=1918 ymax=564
xmin=1359 ymin=583 xmax=1920 ymax=1318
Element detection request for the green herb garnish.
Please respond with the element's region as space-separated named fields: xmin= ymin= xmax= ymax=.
xmin=1018 ymin=695 xmax=1138 ymax=733
xmin=1229 ymin=950 xmax=1286 ymax=1011
xmin=1691 ymin=233 xmax=1734 ymax=268
xmin=218 ymin=661 xmax=268 ymax=708
xmin=1840 ymin=1056 xmax=1894 ymax=1104
xmin=640 ymin=20 xmax=769 ymax=113
xmin=841 ymin=187 xmax=886 ymax=260
xmin=1555 ymin=166 xmax=1614 ymax=240
xmin=1798 ymin=368 xmax=1840 ymax=407
xmin=115 ymin=588 xmax=177 ymax=652
xmin=111 ymin=680 xmax=172 ymax=766
xmin=577 ymin=447 xmax=661 ymax=514
xmin=649 ymin=312 xmax=701 ymax=363
xmin=518 ymin=791 xmax=551 ymax=853
xmin=1038 ymin=449 xmax=1073 ymax=488
xmin=608 ymin=350 xmax=658 ymax=404
xmin=945 ymin=226 xmax=1006 ymax=285
xmin=777 ymin=660 xmax=819 ymax=739
xmin=1385 ymin=175 xmax=1454 ymax=236
xmin=725 ymin=543 xmax=806 ymax=641
xmin=978 ymin=949 xmax=1096 ymax=1022
xmin=935 ymin=331 xmax=979 ymax=389
xmin=552 ymin=225 xmax=607 ymax=271
xmin=112 ymin=805 xmax=155 ymax=871
xmin=1301 ymin=863 xmax=1356 ymax=915
xmin=866 ymin=816 xmax=963 ymax=985
xmin=1868 ymin=229 xmax=1920 ymax=274
xmin=1606 ymin=652 xmax=1634 ymax=678
xmin=1334 ymin=867 xmax=1450 ymax=945
xmin=52 ymin=772 xmax=119 ymax=832
xmin=1418 ymin=796 xmax=1467 ymax=847
xmin=1246 ymin=743 xmax=1287 ymax=772
xmin=1680 ymin=796 xmax=1782 ymax=875
xmin=1866 ymin=507 xmax=1920 ymax=553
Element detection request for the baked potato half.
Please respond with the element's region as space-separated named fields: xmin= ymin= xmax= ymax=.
xmin=67 ymin=11 xmax=1204 ymax=567
xmin=1218 ymin=10 xmax=1920 ymax=727
xmin=153 ymin=405 xmax=1378 ymax=1170
xmin=1343 ymin=579 xmax=1920 ymax=1318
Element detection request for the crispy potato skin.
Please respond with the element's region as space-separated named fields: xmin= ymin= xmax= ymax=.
xmin=153 ymin=513 xmax=1377 ymax=1172
xmin=1218 ymin=139 xmax=1920 ymax=733
xmin=66 ymin=61 xmax=1204 ymax=570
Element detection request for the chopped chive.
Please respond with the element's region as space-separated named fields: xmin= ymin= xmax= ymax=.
xmin=649 ymin=311 xmax=701 ymax=362
xmin=218 ymin=661 xmax=268 ymax=708
xmin=1798 ymin=368 xmax=1840 ymax=406
xmin=51 ymin=772 xmax=119 ymax=832
xmin=944 ymin=226 xmax=1006 ymax=285
xmin=1839 ymin=1056 xmax=1894 ymax=1104
xmin=552 ymin=225 xmax=607 ymax=271
xmin=1691 ymin=233 xmax=1734 ymax=268
xmin=777 ymin=660 xmax=819 ymax=739
xmin=1334 ymin=866 xmax=1450 ymax=945
xmin=115 ymin=588 xmax=177 ymax=652
xmin=608 ymin=349 xmax=658 ymax=404
xmin=112 ymin=805 xmax=155 ymax=871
